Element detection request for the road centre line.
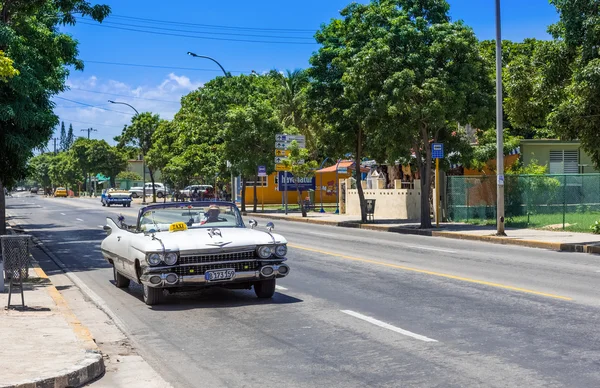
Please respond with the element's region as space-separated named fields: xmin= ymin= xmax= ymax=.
xmin=275 ymin=285 xmax=288 ymax=291
xmin=288 ymin=244 xmax=572 ymax=301
xmin=341 ymin=310 xmax=437 ymax=342
xmin=60 ymin=213 xmax=66 ymax=215
xmin=76 ymin=218 xmax=84 ymax=221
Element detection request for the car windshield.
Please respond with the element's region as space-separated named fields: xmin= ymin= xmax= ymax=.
xmin=138 ymin=203 xmax=243 ymax=232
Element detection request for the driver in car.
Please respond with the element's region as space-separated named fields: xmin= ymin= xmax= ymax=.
xmin=201 ymin=204 xmax=221 ymax=224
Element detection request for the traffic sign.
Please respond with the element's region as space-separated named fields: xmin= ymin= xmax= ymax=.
xmin=276 ymin=134 xmax=305 ymax=142
xmin=275 ymin=156 xmax=304 ymax=164
xmin=432 ymin=143 xmax=444 ymax=159
xmin=275 ymin=164 xmax=290 ymax=171
xmin=337 ymin=167 xmax=348 ymax=174
xmin=275 ymin=140 xmax=306 ymax=149
xmin=258 ymin=165 xmax=267 ymax=177
xmin=275 ymin=149 xmax=290 ymax=157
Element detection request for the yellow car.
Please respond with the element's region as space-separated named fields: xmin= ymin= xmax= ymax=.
xmin=54 ymin=187 xmax=68 ymax=197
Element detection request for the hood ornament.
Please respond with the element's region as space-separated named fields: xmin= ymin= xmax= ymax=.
xmin=206 ymin=241 xmax=232 ymax=248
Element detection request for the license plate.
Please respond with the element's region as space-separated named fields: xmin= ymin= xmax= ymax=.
xmin=204 ymin=269 xmax=235 ymax=282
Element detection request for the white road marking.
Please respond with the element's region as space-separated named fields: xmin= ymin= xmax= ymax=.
xmin=275 ymin=285 xmax=288 ymax=291
xmin=404 ymin=245 xmax=455 ymax=253
xmin=60 ymin=213 xmax=66 ymax=216
xmin=76 ymin=218 xmax=84 ymax=221
xmin=98 ymin=225 xmax=105 ymax=228
xmin=341 ymin=310 xmax=438 ymax=343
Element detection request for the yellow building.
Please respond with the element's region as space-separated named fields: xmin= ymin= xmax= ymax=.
xmin=243 ymin=160 xmax=362 ymax=205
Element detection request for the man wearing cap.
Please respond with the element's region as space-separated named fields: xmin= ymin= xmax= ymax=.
xmin=202 ymin=204 xmax=221 ymax=224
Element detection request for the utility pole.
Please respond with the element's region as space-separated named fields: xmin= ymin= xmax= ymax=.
xmin=80 ymin=127 xmax=97 ymax=139
xmin=52 ymin=138 xmax=58 ymax=154
xmin=495 ymin=0 xmax=506 ymax=236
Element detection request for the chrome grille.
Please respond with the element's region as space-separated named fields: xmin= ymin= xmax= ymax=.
xmin=174 ymin=261 xmax=259 ymax=276
xmin=179 ymin=250 xmax=255 ymax=265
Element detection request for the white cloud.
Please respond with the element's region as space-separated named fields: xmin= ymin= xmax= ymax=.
xmin=52 ymin=73 xmax=203 ymax=146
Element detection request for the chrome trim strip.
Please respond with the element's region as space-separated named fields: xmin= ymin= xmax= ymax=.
xmin=180 ymin=247 xmax=256 ymax=256
xmin=146 ymin=259 xmax=257 ymax=271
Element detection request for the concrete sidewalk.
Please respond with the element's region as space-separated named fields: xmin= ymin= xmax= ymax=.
xmin=0 ymin=246 xmax=103 ymax=387
xmin=245 ymin=211 xmax=600 ymax=254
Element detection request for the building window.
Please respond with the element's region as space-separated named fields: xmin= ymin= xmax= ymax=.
xmin=549 ymin=150 xmax=578 ymax=174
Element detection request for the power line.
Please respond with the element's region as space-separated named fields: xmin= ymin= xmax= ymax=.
xmin=65 ymin=87 xmax=181 ymax=103
xmin=82 ymin=19 xmax=314 ymax=40
xmin=58 ymin=119 xmax=125 ymax=130
xmin=54 ymin=96 xmax=135 ymax=116
xmin=110 ymin=14 xmax=316 ymax=33
xmin=76 ymin=21 xmax=317 ymax=45
xmin=80 ymin=60 xmax=247 ymax=73
xmin=80 ymin=127 xmax=98 ymax=139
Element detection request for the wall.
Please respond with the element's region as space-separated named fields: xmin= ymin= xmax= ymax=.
xmin=345 ymin=179 xmax=422 ymax=220
xmin=521 ymin=142 xmax=599 ymax=173
xmin=244 ymin=170 xmax=353 ymax=205
xmin=127 ymin=160 xmax=163 ymax=183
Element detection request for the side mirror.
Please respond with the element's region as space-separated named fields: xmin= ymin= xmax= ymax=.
xmin=266 ymin=222 xmax=275 ymax=232
xmin=249 ymin=219 xmax=258 ymax=229
xmin=103 ymin=225 xmax=111 ymax=235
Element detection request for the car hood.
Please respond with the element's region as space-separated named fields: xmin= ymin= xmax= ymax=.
xmin=132 ymin=227 xmax=287 ymax=253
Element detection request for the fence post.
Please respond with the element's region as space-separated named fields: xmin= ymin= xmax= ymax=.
xmin=563 ymin=174 xmax=566 ymax=230
xmin=466 ymin=178 xmax=470 ymax=223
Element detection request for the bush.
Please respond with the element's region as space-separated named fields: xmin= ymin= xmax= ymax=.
xmin=591 ymin=221 xmax=600 ymax=234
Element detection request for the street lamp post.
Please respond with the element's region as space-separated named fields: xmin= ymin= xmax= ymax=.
xmin=318 ymin=157 xmax=330 ymax=213
xmin=108 ymin=100 xmax=146 ymax=205
xmin=495 ymin=0 xmax=506 ymax=236
xmin=187 ymin=52 xmax=230 ymax=78
xmin=334 ymin=159 xmax=342 ymax=214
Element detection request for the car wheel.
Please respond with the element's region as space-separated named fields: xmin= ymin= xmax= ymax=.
xmin=131 ymin=192 xmax=138 ymax=198
xmin=107 ymin=203 xmax=111 ymax=207
xmin=102 ymin=201 xmax=106 ymax=207
xmin=127 ymin=203 xmax=131 ymax=207
xmin=143 ymin=284 xmax=162 ymax=306
xmin=113 ymin=266 xmax=130 ymax=288
xmin=254 ymin=279 xmax=276 ymax=298
xmin=157 ymin=192 xmax=164 ymax=199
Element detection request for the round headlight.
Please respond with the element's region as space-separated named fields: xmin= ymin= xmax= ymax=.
xmin=164 ymin=252 xmax=178 ymax=266
xmin=257 ymin=245 xmax=273 ymax=259
xmin=275 ymin=245 xmax=287 ymax=257
xmin=147 ymin=253 xmax=162 ymax=266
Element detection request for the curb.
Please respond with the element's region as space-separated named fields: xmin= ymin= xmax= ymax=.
xmin=246 ymin=213 xmax=600 ymax=255
xmin=4 ymin=226 xmax=104 ymax=388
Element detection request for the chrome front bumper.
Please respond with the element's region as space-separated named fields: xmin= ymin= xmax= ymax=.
xmin=139 ymin=264 xmax=290 ymax=288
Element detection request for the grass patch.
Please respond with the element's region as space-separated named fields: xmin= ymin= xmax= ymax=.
xmin=458 ymin=211 xmax=600 ymax=233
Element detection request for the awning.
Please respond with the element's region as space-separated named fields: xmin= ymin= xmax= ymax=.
xmin=316 ymin=160 xmax=369 ymax=173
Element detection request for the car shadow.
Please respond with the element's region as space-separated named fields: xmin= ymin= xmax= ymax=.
xmin=116 ymin=281 xmax=303 ymax=311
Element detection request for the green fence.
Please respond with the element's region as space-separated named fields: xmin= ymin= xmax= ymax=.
xmin=446 ymin=174 xmax=600 ymax=232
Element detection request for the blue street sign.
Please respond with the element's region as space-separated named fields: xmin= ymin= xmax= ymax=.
xmin=277 ymin=172 xmax=315 ymax=191
xmin=432 ymin=143 xmax=444 ymax=159
xmin=258 ymin=165 xmax=267 ymax=177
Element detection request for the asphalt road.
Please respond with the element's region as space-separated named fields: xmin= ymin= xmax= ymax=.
xmin=6 ymin=194 xmax=600 ymax=388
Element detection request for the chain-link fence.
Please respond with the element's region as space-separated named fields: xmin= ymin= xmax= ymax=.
xmin=447 ymin=174 xmax=600 ymax=232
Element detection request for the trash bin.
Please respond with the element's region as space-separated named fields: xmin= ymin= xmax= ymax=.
xmin=308 ymin=190 xmax=315 ymax=211
xmin=365 ymin=199 xmax=376 ymax=222
xmin=1 ymin=235 xmax=32 ymax=308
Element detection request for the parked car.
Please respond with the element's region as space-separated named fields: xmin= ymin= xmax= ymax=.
xmin=101 ymin=188 xmax=132 ymax=207
xmin=129 ymin=182 xmax=167 ymax=199
xmin=180 ymin=185 xmax=214 ymax=199
xmin=54 ymin=187 xmax=68 ymax=197
xmin=30 ymin=187 xmax=39 ymax=194
xmin=100 ymin=201 xmax=290 ymax=305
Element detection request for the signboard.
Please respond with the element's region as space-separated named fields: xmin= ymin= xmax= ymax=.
xmin=275 ymin=140 xmax=306 ymax=149
xmin=258 ymin=165 xmax=267 ymax=177
xmin=275 ymin=164 xmax=290 ymax=171
xmin=497 ymin=175 xmax=504 ymax=186
xmin=276 ymin=134 xmax=305 ymax=142
xmin=275 ymin=149 xmax=290 ymax=157
xmin=431 ymin=143 xmax=444 ymax=159
xmin=277 ymin=172 xmax=315 ymax=191
xmin=337 ymin=167 xmax=348 ymax=174
xmin=274 ymin=156 xmax=304 ymax=164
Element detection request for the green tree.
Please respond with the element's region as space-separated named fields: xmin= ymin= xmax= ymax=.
xmin=28 ymin=153 xmax=55 ymax=191
xmin=118 ymin=113 xmax=161 ymax=202
xmin=0 ymin=50 xmax=18 ymax=80
xmin=49 ymin=152 xmax=84 ymax=191
xmin=0 ymin=0 xmax=109 ymax=234
xmin=116 ymin=171 xmax=142 ymax=181
xmin=59 ymin=122 xmax=67 ymax=151
xmin=282 ymin=141 xmax=319 ymax=217
xmin=66 ymin=124 xmax=74 ymax=149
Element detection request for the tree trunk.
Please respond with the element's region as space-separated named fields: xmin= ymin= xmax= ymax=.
xmin=241 ymin=177 xmax=247 ymax=212
xmin=299 ymin=189 xmax=307 ymax=217
xmin=416 ymin=130 xmax=433 ymax=229
xmin=0 ymin=179 xmax=6 ymax=236
xmin=355 ymin=126 xmax=367 ymax=223
xmin=149 ymin=168 xmax=156 ymax=203
xmin=253 ymin=174 xmax=258 ymax=213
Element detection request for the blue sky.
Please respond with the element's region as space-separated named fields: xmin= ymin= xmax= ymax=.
xmin=51 ymin=0 xmax=559 ymax=149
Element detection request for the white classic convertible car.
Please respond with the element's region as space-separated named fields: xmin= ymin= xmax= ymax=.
xmin=101 ymin=201 xmax=290 ymax=305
